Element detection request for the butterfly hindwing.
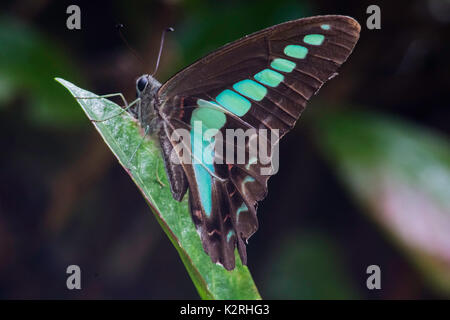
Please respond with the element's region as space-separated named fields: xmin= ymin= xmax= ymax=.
xmin=157 ymin=15 xmax=360 ymax=269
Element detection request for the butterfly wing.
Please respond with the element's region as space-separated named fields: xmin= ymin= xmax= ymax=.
xmin=157 ymin=15 xmax=360 ymax=269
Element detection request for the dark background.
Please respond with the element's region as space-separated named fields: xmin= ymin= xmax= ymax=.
xmin=0 ymin=0 xmax=449 ymax=299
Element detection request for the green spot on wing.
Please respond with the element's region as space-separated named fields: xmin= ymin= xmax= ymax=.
xmin=216 ymin=89 xmax=251 ymax=116
xmin=190 ymin=102 xmax=224 ymax=218
xmin=190 ymin=127 xmax=214 ymax=217
xmin=242 ymin=176 xmax=255 ymax=185
xmin=193 ymin=100 xmax=226 ymax=130
xmin=271 ymin=58 xmax=297 ymax=72
xmin=254 ymin=69 xmax=284 ymax=87
xmin=236 ymin=203 xmax=248 ymax=222
xmin=233 ymin=79 xmax=267 ymax=101
xmin=283 ymin=45 xmax=308 ymax=59
xmin=304 ymin=34 xmax=325 ymax=45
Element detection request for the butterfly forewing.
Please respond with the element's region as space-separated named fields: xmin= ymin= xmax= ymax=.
xmin=157 ymin=15 xmax=360 ymax=270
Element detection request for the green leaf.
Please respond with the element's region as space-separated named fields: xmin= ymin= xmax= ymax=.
xmin=313 ymin=110 xmax=450 ymax=296
xmin=55 ymin=78 xmax=261 ymax=300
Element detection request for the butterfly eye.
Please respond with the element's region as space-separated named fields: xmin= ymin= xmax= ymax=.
xmin=136 ymin=76 xmax=148 ymax=93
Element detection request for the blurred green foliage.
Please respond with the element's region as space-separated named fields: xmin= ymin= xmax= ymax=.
xmin=263 ymin=231 xmax=359 ymax=299
xmin=176 ymin=0 xmax=311 ymax=70
xmin=314 ymin=110 xmax=450 ymax=295
xmin=0 ymin=15 xmax=84 ymax=129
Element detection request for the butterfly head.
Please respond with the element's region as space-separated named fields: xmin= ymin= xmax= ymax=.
xmin=136 ymin=74 xmax=161 ymax=98
xmin=135 ymin=74 xmax=161 ymax=130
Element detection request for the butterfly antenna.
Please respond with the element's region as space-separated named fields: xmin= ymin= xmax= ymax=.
xmin=116 ymin=23 xmax=145 ymax=67
xmin=151 ymin=27 xmax=174 ymax=76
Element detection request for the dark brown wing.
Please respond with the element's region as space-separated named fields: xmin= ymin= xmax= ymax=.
xmin=157 ymin=15 xmax=360 ymax=269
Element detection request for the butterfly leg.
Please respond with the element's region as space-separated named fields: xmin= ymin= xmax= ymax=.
xmin=74 ymin=93 xmax=140 ymax=122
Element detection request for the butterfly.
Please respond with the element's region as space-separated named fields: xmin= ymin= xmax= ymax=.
xmin=131 ymin=15 xmax=360 ymax=270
